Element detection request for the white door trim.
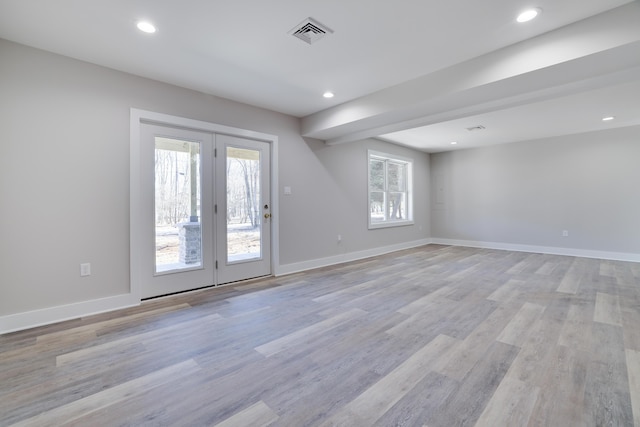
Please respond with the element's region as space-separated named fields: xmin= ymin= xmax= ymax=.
xmin=130 ymin=108 xmax=279 ymax=300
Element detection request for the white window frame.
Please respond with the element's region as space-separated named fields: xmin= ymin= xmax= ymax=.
xmin=367 ymin=150 xmax=413 ymax=229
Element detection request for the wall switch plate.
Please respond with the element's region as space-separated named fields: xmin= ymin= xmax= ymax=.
xmin=284 ymin=186 xmax=292 ymax=195
xmin=80 ymin=263 xmax=91 ymax=276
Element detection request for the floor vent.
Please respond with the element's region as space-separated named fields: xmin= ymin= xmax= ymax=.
xmin=289 ymin=17 xmax=333 ymax=45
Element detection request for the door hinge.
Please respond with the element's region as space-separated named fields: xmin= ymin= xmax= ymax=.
xmin=215 ymin=260 xmax=218 ymax=269
xmin=215 ymin=204 xmax=217 ymax=214
xmin=214 ymin=148 xmax=217 ymax=157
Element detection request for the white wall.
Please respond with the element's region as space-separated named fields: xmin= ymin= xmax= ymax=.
xmin=279 ymin=137 xmax=430 ymax=269
xmin=4 ymin=37 xmax=636 ymax=332
xmin=0 ymin=39 xmax=430 ymax=329
xmin=430 ymin=126 xmax=640 ymax=257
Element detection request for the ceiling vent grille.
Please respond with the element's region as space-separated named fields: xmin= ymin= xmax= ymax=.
xmin=466 ymin=125 xmax=486 ymax=132
xmin=289 ymin=17 xmax=333 ymax=45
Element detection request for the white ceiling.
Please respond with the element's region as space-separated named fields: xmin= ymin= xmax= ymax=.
xmin=1 ymin=0 xmax=639 ymax=152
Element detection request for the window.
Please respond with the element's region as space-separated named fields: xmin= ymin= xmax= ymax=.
xmin=368 ymin=150 xmax=413 ymax=229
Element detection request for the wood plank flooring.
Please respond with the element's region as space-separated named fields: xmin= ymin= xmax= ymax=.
xmin=2 ymin=245 xmax=640 ymax=426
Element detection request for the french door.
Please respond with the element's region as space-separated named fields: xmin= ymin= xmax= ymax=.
xmin=140 ymin=123 xmax=271 ymax=298
xmin=215 ymin=135 xmax=271 ymax=284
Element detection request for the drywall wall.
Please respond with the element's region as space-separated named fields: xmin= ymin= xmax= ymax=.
xmin=279 ymin=137 xmax=430 ymax=267
xmin=430 ymin=125 xmax=640 ymax=255
xmin=0 ymin=39 xmax=430 ymax=324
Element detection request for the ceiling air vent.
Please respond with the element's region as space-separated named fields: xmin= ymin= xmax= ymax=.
xmin=466 ymin=125 xmax=486 ymax=132
xmin=289 ymin=17 xmax=333 ymax=45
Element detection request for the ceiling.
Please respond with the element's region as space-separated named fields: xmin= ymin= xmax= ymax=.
xmin=379 ymin=79 xmax=640 ymax=152
xmin=1 ymin=0 xmax=639 ymax=152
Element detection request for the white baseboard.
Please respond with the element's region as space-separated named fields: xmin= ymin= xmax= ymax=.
xmin=430 ymin=238 xmax=640 ymax=263
xmin=0 ymin=293 xmax=140 ymax=335
xmin=276 ymin=236 xmax=640 ymax=278
xmin=275 ymin=238 xmax=432 ymax=276
xmin=4 ymin=238 xmax=635 ymax=335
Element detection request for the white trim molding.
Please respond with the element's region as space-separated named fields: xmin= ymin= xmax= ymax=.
xmin=275 ymin=238 xmax=431 ymax=276
xmin=0 ymin=294 xmax=139 ymax=335
xmin=430 ymin=238 xmax=640 ymax=263
xmin=271 ymin=236 xmax=640 ymax=279
xmin=5 ymin=233 xmax=636 ymax=334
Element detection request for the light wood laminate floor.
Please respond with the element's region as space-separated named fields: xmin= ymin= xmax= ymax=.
xmin=2 ymin=245 xmax=640 ymax=426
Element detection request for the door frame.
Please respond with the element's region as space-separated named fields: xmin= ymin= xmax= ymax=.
xmin=130 ymin=108 xmax=279 ymax=300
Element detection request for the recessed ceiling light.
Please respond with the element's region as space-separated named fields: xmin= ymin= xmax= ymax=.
xmin=517 ymin=8 xmax=541 ymax=23
xmin=137 ymin=21 xmax=156 ymax=34
xmin=323 ymin=91 xmax=334 ymax=98
xmin=450 ymin=141 xmax=458 ymax=145
xmin=602 ymin=116 xmax=615 ymax=121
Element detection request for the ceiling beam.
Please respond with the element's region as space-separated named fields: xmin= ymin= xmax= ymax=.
xmin=301 ymin=3 xmax=640 ymax=145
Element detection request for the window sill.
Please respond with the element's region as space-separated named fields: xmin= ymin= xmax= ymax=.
xmin=368 ymin=220 xmax=414 ymax=230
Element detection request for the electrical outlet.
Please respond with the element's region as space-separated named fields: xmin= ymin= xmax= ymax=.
xmin=80 ymin=263 xmax=91 ymax=276
xmin=562 ymin=230 xmax=569 ymax=237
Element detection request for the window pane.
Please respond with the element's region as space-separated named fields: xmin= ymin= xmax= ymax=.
xmin=388 ymin=162 xmax=406 ymax=192
xmin=368 ymin=150 xmax=413 ymax=228
xmin=387 ymin=192 xmax=406 ymax=220
xmin=154 ymin=137 xmax=201 ymax=273
xmin=369 ymin=159 xmax=385 ymax=191
xmin=370 ymin=191 xmax=385 ymax=222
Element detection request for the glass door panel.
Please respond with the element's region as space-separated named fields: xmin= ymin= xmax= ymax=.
xmin=226 ymin=146 xmax=262 ymax=263
xmin=154 ymin=137 xmax=202 ymax=273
